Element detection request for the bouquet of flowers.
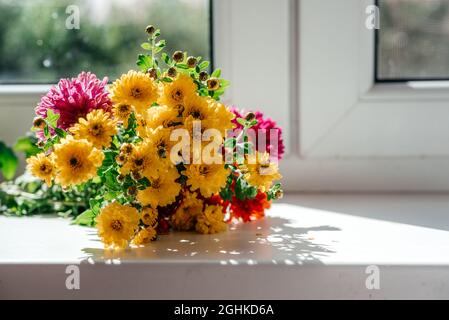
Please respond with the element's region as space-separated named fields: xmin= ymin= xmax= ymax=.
xmin=26 ymin=25 xmax=284 ymax=249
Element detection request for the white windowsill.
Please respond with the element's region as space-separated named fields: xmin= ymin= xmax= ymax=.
xmin=1 ymin=193 xmax=449 ymax=299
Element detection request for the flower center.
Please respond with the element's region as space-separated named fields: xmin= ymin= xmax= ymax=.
xmin=131 ymin=87 xmax=142 ymax=99
xmin=134 ymin=158 xmax=144 ymax=167
xmin=157 ymin=146 xmax=167 ymax=158
xmin=152 ymin=179 xmax=161 ymax=189
xmin=175 ymin=104 xmax=185 ymax=117
xmin=172 ymin=89 xmax=183 ymax=101
xmin=110 ymin=220 xmax=122 ymax=231
xmin=199 ymin=166 xmax=209 ymax=175
xmin=70 ymin=157 xmax=80 ymax=168
xmin=40 ymin=164 xmax=50 ymax=173
xmin=119 ymin=104 xmax=131 ymax=113
xmin=191 ymin=110 xmax=202 ymax=119
xmin=89 ymin=123 xmax=103 ymax=136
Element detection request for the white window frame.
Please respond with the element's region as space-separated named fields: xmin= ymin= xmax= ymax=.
xmin=214 ymin=0 xmax=449 ymax=192
xmin=2 ymin=0 xmax=449 ymax=191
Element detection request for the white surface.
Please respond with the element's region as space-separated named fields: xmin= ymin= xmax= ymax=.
xmin=1 ymin=194 xmax=449 ymax=299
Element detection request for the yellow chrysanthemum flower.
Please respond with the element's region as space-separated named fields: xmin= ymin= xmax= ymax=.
xmin=159 ymin=74 xmax=197 ymax=108
xmin=182 ymin=96 xmax=234 ymax=147
xmin=147 ymin=127 xmax=175 ymax=161
xmin=112 ymin=103 xmax=133 ymax=128
xmin=135 ymin=112 xmax=150 ymax=138
xmin=243 ymin=152 xmax=282 ymax=192
xmin=185 ymin=164 xmax=230 ymax=197
xmin=132 ymin=226 xmax=157 ymax=246
xmin=70 ymin=109 xmax=117 ymax=149
xmin=141 ymin=207 xmax=158 ymax=226
xmin=53 ymin=137 xmax=104 ymax=187
xmin=26 ymin=153 xmax=55 ymax=186
xmin=110 ymin=70 xmax=159 ymax=114
xmin=146 ymin=105 xmax=182 ymax=129
xmin=182 ymin=95 xmax=217 ymax=135
xmin=195 ymin=204 xmax=227 ymax=234
xmin=137 ymin=167 xmax=181 ymax=208
xmin=171 ymin=191 xmax=204 ymax=231
xmin=120 ymin=140 xmax=172 ymax=179
xmin=119 ymin=141 xmax=150 ymax=175
xmin=211 ymin=101 xmax=236 ymax=133
xmin=96 ymin=202 xmax=140 ymax=249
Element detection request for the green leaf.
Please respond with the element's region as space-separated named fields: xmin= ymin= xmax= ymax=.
xmin=13 ymin=136 xmax=40 ymax=158
xmin=154 ymin=46 xmax=164 ymax=54
xmin=43 ymin=125 xmax=50 ymax=138
xmin=54 ymin=128 xmax=67 ymax=138
xmin=267 ymin=183 xmax=283 ymax=201
xmin=220 ymin=79 xmax=231 ymax=88
xmin=224 ymin=138 xmax=236 ymax=149
xmin=155 ymin=40 xmax=166 ymax=48
xmin=162 ymin=77 xmax=173 ymax=83
xmin=211 ymin=68 xmax=221 ymax=78
xmin=162 ymin=52 xmax=171 ymax=64
xmin=46 ymin=109 xmax=60 ymax=128
xmin=176 ymin=63 xmax=189 ymax=69
xmin=72 ymin=209 xmax=95 ymax=226
xmin=199 ymin=61 xmax=210 ymax=70
xmin=219 ymin=187 xmax=232 ymax=202
xmin=136 ymin=54 xmax=152 ymax=71
xmin=237 ymin=118 xmax=246 ymax=126
xmin=0 ymin=142 xmax=18 ymax=180
xmin=141 ymin=42 xmax=152 ymax=50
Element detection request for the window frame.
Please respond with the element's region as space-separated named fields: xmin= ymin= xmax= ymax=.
xmin=3 ymin=0 xmax=449 ymax=191
xmin=214 ymin=0 xmax=449 ymax=192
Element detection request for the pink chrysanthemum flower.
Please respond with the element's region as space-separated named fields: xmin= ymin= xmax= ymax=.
xmin=231 ymin=107 xmax=285 ymax=160
xmin=35 ymin=72 xmax=112 ymax=140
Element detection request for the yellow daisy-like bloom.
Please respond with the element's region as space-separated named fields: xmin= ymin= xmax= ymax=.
xmin=119 ymin=141 xmax=149 ymax=175
xmin=171 ymin=191 xmax=204 ymax=231
xmin=120 ymin=140 xmax=172 ymax=179
xmin=112 ymin=103 xmax=133 ymax=128
xmin=70 ymin=109 xmax=117 ymax=149
xmin=141 ymin=207 xmax=158 ymax=226
xmin=96 ymin=202 xmax=140 ymax=249
xmin=183 ymin=95 xmax=217 ymax=134
xmin=53 ymin=137 xmax=104 ymax=187
xmin=146 ymin=105 xmax=183 ymax=129
xmin=159 ymin=74 xmax=197 ymax=108
xmin=132 ymin=226 xmax=157 ymax=246
xmin=211 ymin=101 xmax=236 ymax=133
xmin=137 ymin=167 xmax=181 ymax=208
xmin=147 ymin=127 xmax=175 ymax=161
xmin=195 ymin=204 xmax=227 ymax=234
xmin=110 ymin=70 xmax=159 ymax=114
xmin=26 ymin=153 xmax=55 ymax=186
xmin=243 ymin=152 xmax=282 ymax=192
xmin=135 ymin=112 xmax=150 ymax=138
xmin=185 ymin=164 xmax=230 ymax=197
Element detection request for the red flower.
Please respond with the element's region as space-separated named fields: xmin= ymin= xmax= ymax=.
xmin=229 ymin=192 xmax=271 ymax=222
xmin=35 ymin=72 xmax=111 ymax=140
xmin=230 ymin=108 xmax=285 ymax=160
